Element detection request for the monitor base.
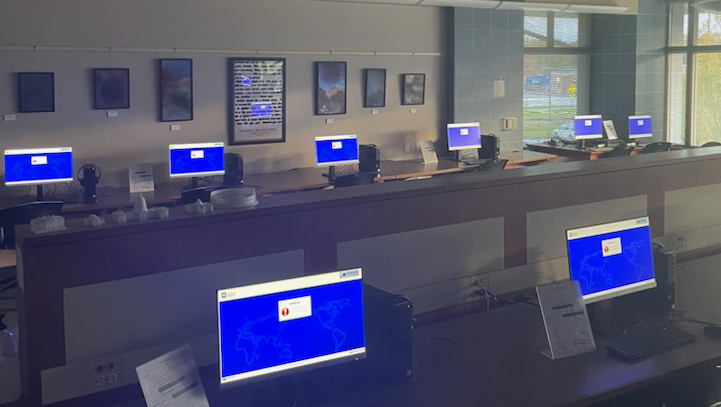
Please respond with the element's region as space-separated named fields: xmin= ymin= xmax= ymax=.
xmin=247 ymin=376 xmax=326 ymax=407
xmin=322 ymin=165 xmax=336 ymax=181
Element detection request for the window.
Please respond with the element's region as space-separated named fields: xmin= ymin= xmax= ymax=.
xmin=523 ymin=12 xmax=590 ymax=143
xmin=668 ymin=2 xmax=721 ymax=145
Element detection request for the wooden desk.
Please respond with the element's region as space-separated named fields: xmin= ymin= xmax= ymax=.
xmin=527 ymin=142 xmax=642 ymax=160
xmin=1 ymin=155 xmax=555 ymax=216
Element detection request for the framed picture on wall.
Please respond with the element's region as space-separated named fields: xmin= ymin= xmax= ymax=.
xmin=94 ymin=68 xmax=130 ymax=110
xmin=364 ymin=68 xmax=386 ymax=108
xmin=228 ymin=57 xmax=286 ymax=145
xmin=18 ymin=72 xmax=55 ymax=113
xmin=159 ymin=59 xmax=193 ymax=122
xmin=316 ymin=61 xmax=347 ymax=115
xmin=402 ymin=73 xmax=425 ymax=106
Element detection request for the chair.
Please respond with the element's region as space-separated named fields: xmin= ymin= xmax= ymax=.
xmin=0 ymin=201 xmax=63 ymax=249
xmin=478 ymin=159 xmax=508 ymax=172
xmin=639 ymin=142 xmax=672 ymax=154
xmin=701 ymin=142 xmax=721 ymax=147
xmin=333 ymin=172 xmax=377 ymax=188
xmin=599 ymin=144 xmax=635 ymax=159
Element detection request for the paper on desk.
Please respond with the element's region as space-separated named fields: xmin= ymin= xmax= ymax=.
xmin=419 ymin=140 xmax=438 ymax=164
xmin=536 ymin=280 xmax=596 ymax=360
xmin=603 ymin=120 xmax=618 ymax=140
xmin=129 ymin=162 xmax=155 ymax=194
xmin=135 ymin=344 xmax=210 ymax=407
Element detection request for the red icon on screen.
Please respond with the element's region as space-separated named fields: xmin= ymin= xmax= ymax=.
xmin=281 ymin=308 xmax=290 ymax=316
xmin=604 ymin=246 xmax=609 ymax=253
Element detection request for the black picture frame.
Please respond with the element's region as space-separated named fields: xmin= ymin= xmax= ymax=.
xmin=315 ymin=61 xmax=347 ymax=115
xmin=94 ymin=68 xmax=130 ymax=110
xmin=402 ymin=73 xmax=426 ymax=106
xmin=228 ymin=57 xmax=287 ymax=146
xmin=159 ymin=59 xmax=193 ymax=122
xmin=364 ymin=68 xmax=386 ymax=108
xmin=18 ymin=72 xmax=55 ymax=113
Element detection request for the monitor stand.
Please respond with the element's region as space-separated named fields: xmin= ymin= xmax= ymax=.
xmin=248 ymin=375 xmax=326 ymax=407
xmin=183 ymin=177 xmax=200 ymax=191
xmin=322 ymin=165 xmax=336 ymax=181
xmin=36 ymin=185 xmax=44 ymax=201
xmin=587 ymin=298 xmax=644 ymax=337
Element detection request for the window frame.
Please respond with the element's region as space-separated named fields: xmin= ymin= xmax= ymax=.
xmin=667 ymin=1 xmax=721 ymax=145
xmin=523 ymin=12 xmax=592 ymax=141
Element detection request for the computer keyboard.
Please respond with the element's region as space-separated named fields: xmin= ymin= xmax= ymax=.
xmin=606 ymin=326 xmax=695 ymax=362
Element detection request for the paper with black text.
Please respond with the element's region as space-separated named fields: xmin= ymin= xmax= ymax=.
xmin=136 ymin=344 xmax=210 ymax=407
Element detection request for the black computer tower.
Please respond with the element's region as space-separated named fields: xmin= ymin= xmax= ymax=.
xmin=362 ymin=284 xmax=413 ymax=383
xmin=223 ymin=153 xmax=244 ymax=186
xmin=479 ymin=134 xmax=499 ymax=160
xmin=359 ymin=144 xmax=381 ymax=174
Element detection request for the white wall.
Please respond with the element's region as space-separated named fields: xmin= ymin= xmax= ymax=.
xmin=0 ymin=0 xmax=447 ymax=190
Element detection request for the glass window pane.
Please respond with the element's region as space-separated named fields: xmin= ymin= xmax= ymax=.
xmin=693 ymin=53 xmax=721 ymax=145
xmin=669 ymin=2 xmax=689 ymax=47
xmin=523 ymin=55 xmax=579 ymax=142
xmin=554 ymin=13 xmax=579 ymax=47
xmin=697 ymin=9 xmax=721 ymax=45
xmin=668 ymin=53 xmax=686 ymax=145
xmin=525 ymin=11 xmax=548 ymax=47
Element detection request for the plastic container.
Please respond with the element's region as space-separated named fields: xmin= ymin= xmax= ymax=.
xmin=0 ymin=314 xmax=21 ymax=404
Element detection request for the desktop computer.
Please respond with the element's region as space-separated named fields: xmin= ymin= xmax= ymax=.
xmin=628 ymin=115 xmax=653 ymax=145
xmin=4 ymin=147 xmax=73 ymax=200
xmin=315 ymin=135 xmax=360 ymax=181
xmin=217 ymin=268 xmax=366 ymax=388
xmin=567 ymin=217 xmax=693 ymax=359
xmin=479 ymin=134 xmax=499 ymax=160
xmin=566 ymin=216 xmax=656 ymax=305
xmin=574 ymin=115 xmax=603 ymax=149
xmin=447 ymin=122 xmax=484 ymax=165
xmin=358 ymin=144 xmax=380 ymax=174
xmin=169 ymin=142 xmax=225 ymax=190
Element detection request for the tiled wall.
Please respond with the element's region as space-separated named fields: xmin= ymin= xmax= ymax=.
xmin=450 ymin=8 xmax=524 ymax=152
xmin=591 ymin=0 xmax=667 ymax=141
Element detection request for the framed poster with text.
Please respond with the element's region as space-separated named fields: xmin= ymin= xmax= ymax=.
xmin=228 ymin=58 xmax=286 ymax=145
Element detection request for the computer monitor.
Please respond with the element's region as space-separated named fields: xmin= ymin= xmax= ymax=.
xmin=629 ymin=115 xmax=653 ymax=140
xmin=4 ymin=147 xmax=73 ymax=186
xmin=315 ymin=135 xmax=359 ymax=167
xmin=447 ymin=122 xmax=482 ymax=151
xmin=574 ymin=115 xmax=603 ymax=140
xmin=4 ymin=147 xmax=73 ymax=200
xmin=217 ymin=268 xmax=366 ymax=387
xmin=566 ymin=216 xmax=656 ymax=304
xmin=168 ymin=142 xmax=225 ymax=179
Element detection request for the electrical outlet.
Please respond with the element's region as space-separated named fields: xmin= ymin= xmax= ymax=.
xmin=404 ymin=142 xmax=411 ymax=152
xmin=91 ymin=358 xmax=122 ymax=389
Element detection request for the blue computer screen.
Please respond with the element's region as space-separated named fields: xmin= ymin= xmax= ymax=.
xmin=629 ymin=116 xmax=652 ymax=138
xmin=4 ymin=148 xmax=73 ymax=185
xmin=251 ymin=102 xmax=273 ymax=117
xmin=574 ymin=116 xmax=603 ymax=139
xmin=315 ymin=136 xmax=359 ymax=165
xmin=218 ymin=278 xmax=365 ymax=381
xmin=447 ymin=123 xmax=482 ymax=151
xmin=567 ymin=220 xmax=654 ymax=298
xmin=169 ymin=143 xmax=224 ymax=177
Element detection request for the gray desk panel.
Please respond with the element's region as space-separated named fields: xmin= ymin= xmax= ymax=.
xmin=527 ymin=195 xmax=647 ymax=263
xmin=63 ymin=250 xmax=304 ymax=363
